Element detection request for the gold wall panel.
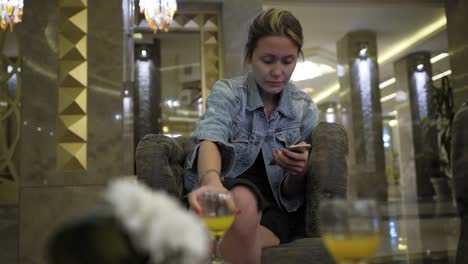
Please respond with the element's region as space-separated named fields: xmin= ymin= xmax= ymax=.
xmin=58 ymin=0 xmax=87 ymax=171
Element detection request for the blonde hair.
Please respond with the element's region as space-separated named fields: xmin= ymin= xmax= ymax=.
xmin=244 ymin=8 xmax=303 ymax=65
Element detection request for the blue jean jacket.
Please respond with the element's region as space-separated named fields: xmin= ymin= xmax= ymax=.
xmin=184 ymin=73 xmax=319 ymax=212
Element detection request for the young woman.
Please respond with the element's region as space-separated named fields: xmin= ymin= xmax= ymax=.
xmin=184 ymin=8 xmax=319 ymax=264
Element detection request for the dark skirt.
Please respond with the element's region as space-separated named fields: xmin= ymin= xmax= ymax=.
xmin=222 ymin=152 xmax=304 ymax=243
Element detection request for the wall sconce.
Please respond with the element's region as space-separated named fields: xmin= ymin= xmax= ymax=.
xmin=416 ymin=63 xmax=424 ymax=72
xmin=358 ymin=42 xmax=369 ymax=59
xmin=136 ymin=45 xmax=151 ymax=60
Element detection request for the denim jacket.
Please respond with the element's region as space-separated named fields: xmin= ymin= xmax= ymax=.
xmin=184 ymin=73 xmax=319 ymax=212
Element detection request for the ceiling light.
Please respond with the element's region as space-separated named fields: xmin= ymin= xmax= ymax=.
xmin=430 ymin=52 xmax=449 ymax=63
xmin=0 ymin=0 xmax=24 ymax=32
xmin=291 ymin=61 xmax=335 ymax=82
xmin=379 ymin=78 xmax=396 ymax=89
xmin=358 ymin=42 xmax=369 ymax=59
xmin=432 ymin=70 xmax=452 ymax=81
xmin=380 ymin=93 xmax=397 ymax=103
xmin=395 ymin=91 xmax=408 ymax=101
xmin=378 ymin=15 xmax=447 ymax=64
xmin=133 ymin=33 xmax=143 ymax=39
xmin=312 ymin=83 xmax=340 ymax=103
xmin=139 ymin=0 xmax=178 ymax=33
xmin=389 ymin=119 xmax=398 ymax=127
xmin=359 ymin=48 xmax=368 ymax=58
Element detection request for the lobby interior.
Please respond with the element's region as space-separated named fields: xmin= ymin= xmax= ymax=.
xmin=1 ymin=0 xmax=467 ymax=263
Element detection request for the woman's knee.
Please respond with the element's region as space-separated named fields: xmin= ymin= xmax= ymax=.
xmin=231 ymin=186 xmax=261 ymax=230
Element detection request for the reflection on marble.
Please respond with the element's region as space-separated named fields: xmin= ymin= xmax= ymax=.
xmin=20 ymin=0 xmax=60 ymax=186
xmin=374 ymin=201 xmax=459 ymax=264
xmin=87 ymin=0 xmax=133 ymax=178
xmin=19 ymin=186 xmax=104 ymax=264
xmin=0 ymin=205 xmax=17 ymax=264
xmin=445 ymin=0 xmax=468 ymax=110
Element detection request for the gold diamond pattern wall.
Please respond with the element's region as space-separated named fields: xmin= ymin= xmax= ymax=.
xmin=57 ymin=0 xmax=87 ymax=170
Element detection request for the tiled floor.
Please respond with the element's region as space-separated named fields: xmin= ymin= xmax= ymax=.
xmin=373 ymin=200 xmax=459 ymax=263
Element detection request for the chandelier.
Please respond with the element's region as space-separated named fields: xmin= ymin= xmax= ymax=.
xmin=0 ymin=0 xmax=23 ymax=32
xmin=139 ymin=0 xmax=177 ymax=33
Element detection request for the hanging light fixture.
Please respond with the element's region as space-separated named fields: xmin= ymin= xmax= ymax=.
xmin=139 ymin=0 xmax=177 ymax=33
xmin=0 ymin=0 xmax=23 ymax=32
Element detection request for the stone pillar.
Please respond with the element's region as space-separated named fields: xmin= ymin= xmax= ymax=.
xmin=445 ymin=0 xmax=468 ymax=110
xmin=222 ymin=0 xmax=262 ymax=77
xmin=134 ymin=41 xmax=162 ymax=145
xmin=336 ymin=31 xmax=387 ymax=201
xmin=19 ymin=0 xmax=132 ymax=263
xmin=393 ymin=52 xmax=436 ymax=202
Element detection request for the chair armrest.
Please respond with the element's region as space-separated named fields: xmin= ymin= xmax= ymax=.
xmin=135 ymin=134 xmax=193 ymax=199
xmin=304 ymin=122 xmax=349 ymax=237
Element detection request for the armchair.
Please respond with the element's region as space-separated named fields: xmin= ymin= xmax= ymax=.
xmin=452 ymin=102 xmax=468 ymax=264
xmin=135 ymin=121 xmax=348 ymax=263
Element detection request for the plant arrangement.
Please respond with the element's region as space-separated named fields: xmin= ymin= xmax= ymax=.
xmin=429 ymin=76 xmax=455 ymax=178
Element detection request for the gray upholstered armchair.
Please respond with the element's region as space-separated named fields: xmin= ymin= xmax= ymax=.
xmin=135 ymin=122 xmax=348 ymax=263
xmin=452 ymin=102 xmax=468 ymax=264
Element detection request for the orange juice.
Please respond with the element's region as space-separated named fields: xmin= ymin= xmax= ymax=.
xmin=202 ymin=215 xmax=235 ymax=237
xmin=322 ymin=234 xmax=380 ymax=262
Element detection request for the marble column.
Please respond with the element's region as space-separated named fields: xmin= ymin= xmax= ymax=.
xmin=445 ymin=0 xmax=468 ymax=110
xmin=222 ymin=0 xmax=262 ymax=77
xmin=336 ymin=31 xmax=387 ymax=201
xmin=393 ymin=52 xmax=436 ymax=201
xmin=19 ymin=0 xmax=132 ymax=263
xmin=134 ymin=41 xmax=162 ymax=145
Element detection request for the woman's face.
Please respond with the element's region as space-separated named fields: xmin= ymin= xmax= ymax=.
xmin=250 ymin=35 xmax=299 ymax=96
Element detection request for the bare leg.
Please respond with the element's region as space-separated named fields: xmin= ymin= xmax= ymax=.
xmin=221 ymin=186 xmax=280 ymax=264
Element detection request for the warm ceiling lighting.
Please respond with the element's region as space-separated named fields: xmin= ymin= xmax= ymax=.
xmin=379 ymin=78 xmax=396 ymax=89
xmin=432 ymin=70 xmax=452 ymax=81
xmin=291 ymin=61 xmax=335 ymax=82
xmin=0 ymin=0 xmax=24 ymax=32
xmin=389 ymin=119 xmax=398 ymax=127
xmin=139 ymin=0 xmax=177 ymax=33
xmin=430 ymin=52 xmax=449 ymax=63
xmin=380 ymin=93 xmax=397 ymax=103
xmin=378 ymin=15 xmax=447 ymax=64
xmin=314 ymin=15 xmax=447 ymax=104
xmin=312 ymin=83 xmax=340 ymax=103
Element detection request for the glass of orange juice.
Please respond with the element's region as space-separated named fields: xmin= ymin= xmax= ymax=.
xmin=319 ymin=199 xmax=381 ymax=264
xmin=199 ymin=191 xmax=236 ymax=264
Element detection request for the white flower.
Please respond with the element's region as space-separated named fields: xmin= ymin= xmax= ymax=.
xmin=105 ymin=177 xmax=209 ymax=264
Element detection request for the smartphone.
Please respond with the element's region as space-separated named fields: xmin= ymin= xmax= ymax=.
xmin=269 ymin=143 xmax=311 ymax=165
xmin=287 ymin=143 xmax=311 ymax=153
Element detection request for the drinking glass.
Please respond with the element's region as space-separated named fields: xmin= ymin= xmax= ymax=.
xmin=199 ymin=191 xmax=236 ymax=264
xmin=319 ymin=199 xmax=381 ymax=264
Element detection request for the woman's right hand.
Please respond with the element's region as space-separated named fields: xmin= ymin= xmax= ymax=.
xmin=188 ymin=184 xmax=230 ymax=215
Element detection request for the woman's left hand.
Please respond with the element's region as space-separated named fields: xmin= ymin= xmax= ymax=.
xmin=272 ymin=143 xmax=309 ymax=177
